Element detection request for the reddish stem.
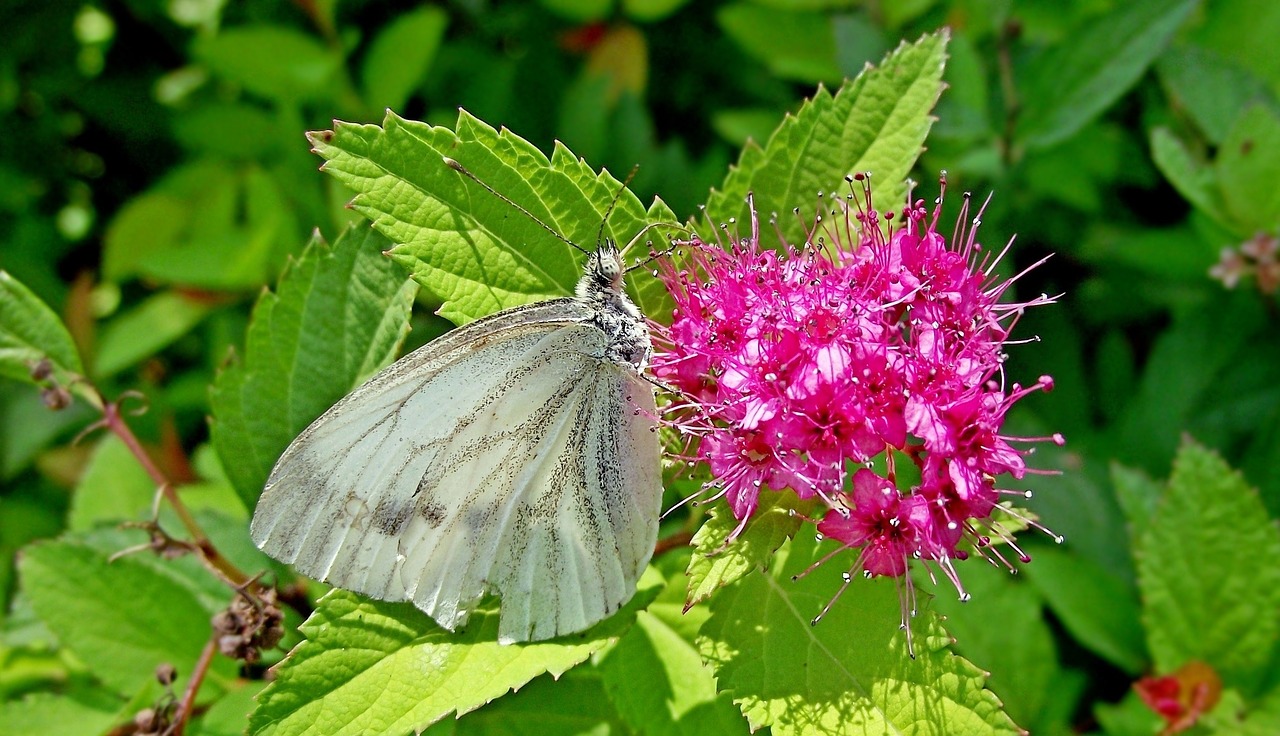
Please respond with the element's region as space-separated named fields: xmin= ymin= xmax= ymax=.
xmin=102 ymin=398 xmax=251 ymax=586
xmin=165 ymin=637 xmax=218 ymax=736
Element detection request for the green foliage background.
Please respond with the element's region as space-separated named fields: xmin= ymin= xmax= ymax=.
xmin=3 ymin=1 xmax=1280 ymax=734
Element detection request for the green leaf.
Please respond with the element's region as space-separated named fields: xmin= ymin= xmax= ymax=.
xmin=210 ymin=226 xmax=416 ymax=508
xmin=539 ymin=0 xmax=612 ymax=23
xmin=1110 ymin=462 xmax=1164 ymax=544
xmin=1204 ymin=687 xmax=1280 ymax=736
xmin=1017 ymin=0 xmax=1196 ymax=149
xmin=685 ymin=490 xmax=810 ymax=610
xmin=67 ymin=434 xmax=156 ymax=530
xmin=102 ymin=161 xmax=300 ymax=290
xmin=922 ymin=562 xmax=1060 ymax=731
xmin=1216 ymin=104 xmax=1280 ymax=232
xmin=1136 ymin=442 xmax=1280 ymax=686
xmin=598 ymin=611 xmax=748 ymax=735
xmin=453 ymin=667 xmax=624 ymax=733
xmin=716 ymin=3 xmax=842 ymax=84
xmin=191 ymin=680 xmax=268 ymax=736
xmin=94 ymin=291 xmax=213 ymax=378
xmin=1156 ymin=44 xmax=1280 ymax=145
xmin=699 ymin=532 xmax=1019 ymax=734
xmin=248 ymin=577 xmax=660 ymax=736
xmin=0 ymin=270 xmax=85 ymax=393
xmin=704 ymin=30 xmax=947 ymax=250
xmin=193 ymin=25 xmax=339 ymax=102
xmin=360 ymin=7 xmax=449 ymax=112
xmin=17 ymin=529 xmax=236 ymax=696
xmin=622 ymin=0 xmax=693 ymax=22
xmin=309 ymin=109 xmax=679 ymax=325
xmin=0 ymin=689 xmax=125 ymax=736
xmin=1024 ymin=546 xmax=1146 ymax=675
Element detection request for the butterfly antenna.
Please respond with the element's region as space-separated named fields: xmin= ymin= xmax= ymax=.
xmin=443 ymin=156 xmax=591 ymax=256
xmin=596 ymin=163 xmax=640 ymax=247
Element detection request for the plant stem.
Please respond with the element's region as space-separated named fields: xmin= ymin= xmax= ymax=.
xmin=102 ymin=398 xmax=252 ymax=587
xmin=165 ymin=637 xmax=218 ymax=736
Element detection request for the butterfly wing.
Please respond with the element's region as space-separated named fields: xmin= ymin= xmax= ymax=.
xmin=250 ymin=299 xmax=662 ymax=641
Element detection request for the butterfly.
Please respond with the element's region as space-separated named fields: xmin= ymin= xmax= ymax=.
xmin=250 ymin=159 xmax=665 ymax=643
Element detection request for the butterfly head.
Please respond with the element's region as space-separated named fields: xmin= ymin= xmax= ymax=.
xmin=578 ymin=240 xmax=627 ymax=298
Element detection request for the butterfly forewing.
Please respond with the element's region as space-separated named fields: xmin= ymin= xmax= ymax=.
xmin=250 ymin=297 xmax=662 ymax=642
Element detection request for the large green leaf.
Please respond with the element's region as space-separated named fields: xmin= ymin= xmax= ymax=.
xmin=1136 ymin=442 xmax=1280 ymax=687
xmin=17 ymin=529 xmax=237 ymax=696
xmin=249 ymin=576 xmax=660 ymax=736
xmin=1016 ymin=0 xmax=1196 ymax=149
xmin=704 ymin=30 xmax=947 ymax=249
xmin=699 ymin=532 xmax=1019 ymax=735
xmin=210 ymin=226 xmax=416 ymax=507
xmin=309 ymin=108 xmax=679 ymax=325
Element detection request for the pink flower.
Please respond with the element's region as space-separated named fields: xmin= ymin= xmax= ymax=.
xmin=652 ymin=174 xmax=1063 ymax=614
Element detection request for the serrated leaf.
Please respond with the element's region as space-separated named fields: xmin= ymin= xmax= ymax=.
xmin=0 ymin=270 xmax=86 ymax=397
xmin=309 ymin=109 xmax=679 ymax=325
xmin=598 ymin=611 xmax=748 ymax=736
xmin=210 ymin=226 xmax=417 ymax=507
xmin=17 ymin=529 xmax=236 ymax=696
xmin=249 ymin=578 xmax=660 ymax=736
xmin=704 ymin=30 xmax=947 ymax=250
xmin=1017 ymin=0 xmax=1196 ymax=149
xmin=698 ymin=532 xmax=1020 ymax=735
xmin=685 ymin=490 xmax=810 ymax=610
xmin=1216 ymin=104 xmax=1280 ymax=231
xmin=1136 ymin=442 xmax=1280 ymax=686
xmin=360 ymin=7 xmax=449 ymax=112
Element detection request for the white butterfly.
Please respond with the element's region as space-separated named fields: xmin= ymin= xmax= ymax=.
xmin=250 ymin=170 xmax=664 ymax=643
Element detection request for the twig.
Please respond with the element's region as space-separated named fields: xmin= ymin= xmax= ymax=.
xmin=99 ymin=393 xmax=253 ymax=587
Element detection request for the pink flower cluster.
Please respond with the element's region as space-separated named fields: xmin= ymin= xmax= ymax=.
xmin=651 ymin=175 xmax=1062 ymax=598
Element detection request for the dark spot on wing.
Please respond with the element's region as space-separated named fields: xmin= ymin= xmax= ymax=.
xmin=371 ymin=496 xmax=412 ymax=535
xmin=420 ymin=501 xmax=447 ymax=528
